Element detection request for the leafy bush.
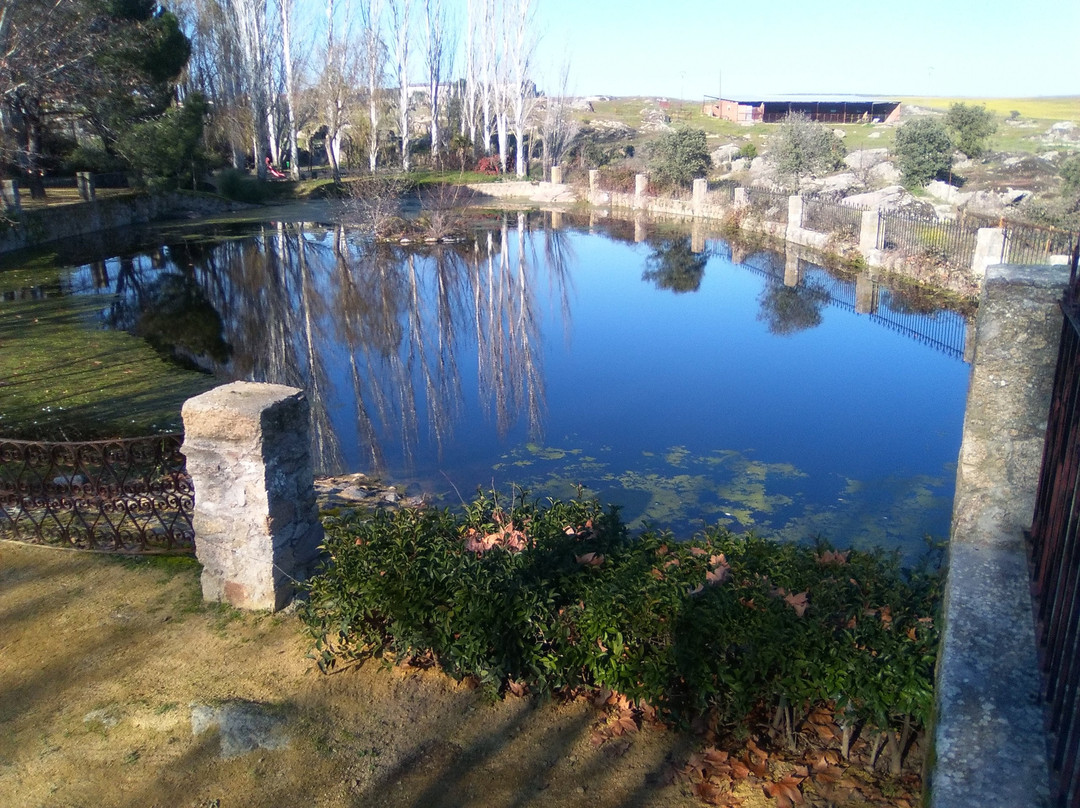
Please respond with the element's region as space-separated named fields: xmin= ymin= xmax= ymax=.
xmin=738 ymin=142 xmax=758 ymax=161
xmin=893 ymin=118 xmax=953 ymax=189
xmin=117 ymin=93 xmax=209 ymax=189
xmin=648 ymin=127 xmax=711 ymax=190
xmin=216 ymin=168 xmax=270 ymax=203
xmin=944 ymin=102 xmax=997 ymax=158
xmin=303 ymin=493 xmax=941 ymax=748
xmin=768 ymin=113 xmax=846 ymax=191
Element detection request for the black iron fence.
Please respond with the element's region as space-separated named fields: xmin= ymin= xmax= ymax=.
xmin=1006 ymin=223 xmax=1079 ymax=267
xmin=745 ymin=187 xmax=789 ymax=225
xmin=1029 ymin=247 xmax=1080 ymax=806
xmin=0 ymin=434 xmax=194 ymax=553
xmin=879 ymin=210 xmax=981 ymax=270
xmin=802 ymin=196 xmax=866 ymax=241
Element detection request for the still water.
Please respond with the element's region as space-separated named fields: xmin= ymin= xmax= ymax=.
xmin=67 ymin=212 xmax=971 ymax=556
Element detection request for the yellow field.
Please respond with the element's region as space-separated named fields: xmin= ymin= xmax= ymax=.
xmin=899 ymin=96 xmax=1080 ymax=121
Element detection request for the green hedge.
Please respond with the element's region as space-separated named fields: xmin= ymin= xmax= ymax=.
xmin=301 ymin=493 xmax=940 ymax=737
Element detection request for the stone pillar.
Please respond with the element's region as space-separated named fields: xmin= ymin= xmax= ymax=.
xmin=972 ymin=227 xmax=1007 ymax=280
xmin=691 ymin=218 xmax=705 ymax=254
xmin=76 ymin=172 xmax=96 ymax=202
xmin=550 ymin=210 xmax=563 ymax=229
xmin=733 ymin=187 xmax=749 ymax=210
xmin=588 ymin=169 xmax=599 ymax=194
xmin=181 ymin=381 xmax=324 ymax=612
xmin=858 ymin=210 xmax=880 ymax=255
xmin=634 ymin=212 xmax=646 ymax=243
xmin=855 ymin=273 xmax=876 ymax=314
xmin=0 ymin=179 xmax=20 ymax=216
xmin=784 ymin=251 xmax=800 ymax=287
xmin=932 ymin=264 xmax=1065 ymax=808
xmin=692 ymin=178 xmax=707 ymax=214
xmin=786 ymin=196 xmax=803 ymax=241
xmin=549 ymin=165 xmax=562 ymax=184
xmin=634 ymin=173 xmax=648 ymax=208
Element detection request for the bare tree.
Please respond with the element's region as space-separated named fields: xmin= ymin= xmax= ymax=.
xmin=540 ymin=59 xmax=578 ymax=179
xmin=321 ymin=0 xmax=359 ymax=181
xmin=228 ymin=0 xmax=272 ymax=178
xmin=279 ymin=0 xmax=301 ymax=177
xmin=360 ymin=0 xmax=385 ymax=172
xmin=423 ymin=0 xmax=449 ymax=162
xmin=507 ymin=0 xmax=536 ymax=177
xmin=389 ymin=0 xmax=412 ymax=171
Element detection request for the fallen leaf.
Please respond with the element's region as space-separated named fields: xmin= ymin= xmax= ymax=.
xmin=506 ymin=679 xmax=528 ymax=697
xmin=575 ymin=552 xmax=605 ymax=566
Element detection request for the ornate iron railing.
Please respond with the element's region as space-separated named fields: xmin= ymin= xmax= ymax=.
xmin=0 ymin=434 xmax=194 ymax=553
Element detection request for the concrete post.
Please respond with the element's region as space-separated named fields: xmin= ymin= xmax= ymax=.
xmin=972 ymin=227 xmax=1007 ymax=280
xmin=855 ymin=273 xmax=876 ymax=314
xmin=549 ymin=165 xmax=562 ymax=184
xmin=932 ymin=264 xmax=1065 ymax=808
xmin=787 ymin=195 xmax=803 ymax=232
xmin=858 ymin=210 xmax=880 ymax=255
xmin=181 ymin=381 xmax=324 ymax=612
xmin=0 ymin=180 xmax=20 ymax=216
xmin=634 ymin=173 xmax=648 ymax=209
xmin=76 ymin=172 xmax=96 ymax=202
xmin=692 ymin=178 xmax=707 ymax=214
xmin=733 ymin=187 xmax=749 ymax=210
xmin=588 ymin=169 xmax=599 ymax=194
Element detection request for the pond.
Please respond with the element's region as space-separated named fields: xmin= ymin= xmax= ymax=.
xmin=12 ymin=211 xmax=973 ymax=558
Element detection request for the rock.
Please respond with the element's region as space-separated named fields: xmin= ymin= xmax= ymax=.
xmin=730 ymin=158 xmax=748 ymax=172
xmin=925 ymin=180 xmax=972 ymax=206
xmin=191 ymin=701 xmax=290 ymax=759
xmin=1003 ymin=156 xmax=1023 ymax=168
xmin=867 ymin=131 xmax=882 ymax=139
xmin=842 ymin=185 xmax=909 ymax=212
xmin=1001 ymin=188 xmax=1031 ymax=206
xmin=833 ymin=129 xmax=846 ymax=138
xmin=870 ymin=161 xmax=901 ymax=184
xmin=952 ymin=158 xmax=974 ymax=171
xmin=819 ymin=172 xmax=860 ymax=194
xmin=844 ymin=148 xmax=888 ymax=171
xmin=710 ymin=143 xmax=740 ymax=166
xmin=1040 ymin=151 xmax=1060 ymax=162
xmin=749 ymin=156 xmax=770 ymax=175
xmin=967 ymin=190 xmax=1005 ymax=215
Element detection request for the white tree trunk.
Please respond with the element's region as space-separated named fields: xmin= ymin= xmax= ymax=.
xmin=280 ymin=0 xmax=301 ymax=178
xmin=392 ymin=0 xmax=412 ymax=171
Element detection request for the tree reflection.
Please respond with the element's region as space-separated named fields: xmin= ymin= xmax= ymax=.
xmin=641 ymin=236 xmax=708 ymax=294
xmin=757 ymin=282 xmax=829 ymax=335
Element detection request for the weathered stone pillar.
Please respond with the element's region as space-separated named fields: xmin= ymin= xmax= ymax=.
xmin=733 ymin=187 xmax=749 ymax=210
xmin=634 ymin=173 xmax=648 ymax=209
xmin=181 ymin=381 xmax=324 ymax=612
xmin=588 ymin=169 xmax=599 ymax=194
xmin=855 ymin=273 xmax=876 ymax=314
xmin=932 ymin=264 xmax=1064 ymax=808
xmin=76 ymin=172 xmax=96 ymax=202
xmin=0 ymin=179 xmax=20 ymax=216
xmin=786 ymin=195 xmax=803 ymax=241
xmin=784 ymin=251 xmax=800 ymax=287
xmin=691 ymin=218 xmax=705 ymax=254
xmin=692 ymin=178 xmax=707 ymax=214
xmin=549 ymin=165 xmax=562 ymax=184
xmin=858 ymin=210 xmax=880 ymax=255
xmin=972 ymin=227 xmax=1007 ymax=280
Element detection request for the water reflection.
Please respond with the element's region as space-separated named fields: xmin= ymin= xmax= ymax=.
xmin=58 ymin=211 xmax=972 ymax=555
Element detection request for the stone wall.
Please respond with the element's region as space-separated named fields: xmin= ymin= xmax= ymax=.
xmin=0 ymin=190 xmax=241 ymax=255
xmin=931 ymin=264 xmax=1066 ymax=808
xmin=182 ymin=382 xmax=323 ymax=612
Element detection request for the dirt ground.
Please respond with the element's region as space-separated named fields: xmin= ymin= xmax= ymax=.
xmin=0 ymin=540 xmax=723 ymax=808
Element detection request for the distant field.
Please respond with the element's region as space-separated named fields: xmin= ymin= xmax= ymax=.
xmin=899 ymin=96 xmax=1080 ymax=121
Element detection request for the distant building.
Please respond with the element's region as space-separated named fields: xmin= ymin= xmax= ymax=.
xmin=702 ymin=95 xmax=901 ymax=125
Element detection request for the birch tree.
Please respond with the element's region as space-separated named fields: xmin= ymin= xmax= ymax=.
xmin=279 ymin=0 xmax=301 ymax=177
xmin=228 ymin=0 xmax=272 ymax=178
xmin=423 ymin=0 xmax=448 ymax=161
xmin=508 ymin=0 xmax=535 ymax=177
xmin=389 ymin=0 xmax=412 ymax=171
xmin=360 ymin=0 xmax=385 ymax=171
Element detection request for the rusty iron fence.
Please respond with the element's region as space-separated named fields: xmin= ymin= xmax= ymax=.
xmin=1005 ymin=223 xmax=1079 ymax=267
xmin=1029 ymin=244 xmax=1080 ymax=806
xmin=802 ymin=196 xmax=866 ymax=241
xmin=0 ymin=434 xmax=194 ymax=553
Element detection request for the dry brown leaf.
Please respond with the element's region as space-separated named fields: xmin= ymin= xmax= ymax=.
xmin=688 ymin=546 xmax=707 ymax=556
xmin=730 ymin=758 xmax=750 ymax=779
xmin=695 ymin=780 xmax=734 ymax=806
xmin=506 ymin=679 xmax=528 ymax=697
xmin=783 ymin=590 xmax=809 ymax=617
xmin=575 ymin=552 xmax=605 ymax=566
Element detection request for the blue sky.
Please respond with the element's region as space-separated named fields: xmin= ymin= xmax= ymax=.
xmin=530 ymin=0 xmax=1080 ymax=99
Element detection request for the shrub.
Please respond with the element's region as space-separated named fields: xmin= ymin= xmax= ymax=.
xmin=215 ymin=168 xmax=271 ymax=203
xmin=737 ymin=142 xmax=758 ymax=161
xmin=648 ymin=127 xmax=711 ymax=190
xmin=892 ymin=118 xmax=953 ymax=189
xmin=118 ymin=93 xmax=209 ymax=189
xmin=944 ymin=102 xmax=997 ymax=158
xmin=302 ymin=492 xmax=941 ymax=751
